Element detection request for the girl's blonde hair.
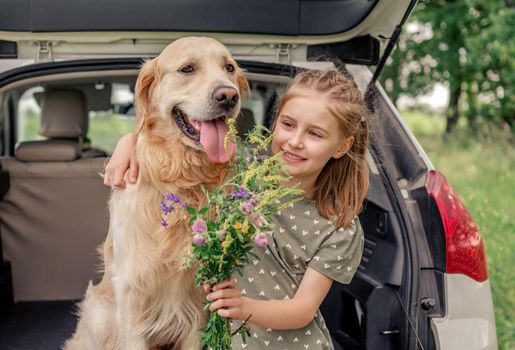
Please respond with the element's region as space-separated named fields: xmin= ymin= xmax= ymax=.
xmin=276 ymin=69 xmax=369 ymax=228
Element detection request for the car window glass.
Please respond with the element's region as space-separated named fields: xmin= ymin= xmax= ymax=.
xmin=239 ymin=82 xmax=280 ymax=133
xmin=242 ymin=88 xmax=265 ymax=126
xmin=88 ymin=83 xmax=135 ymax=153
xmin=16 ymin=84 xmax=136 ymax=154
xmin=17 ymin=86 xmax=43 ymax=143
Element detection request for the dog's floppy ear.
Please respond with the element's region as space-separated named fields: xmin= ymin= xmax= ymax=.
xmin=135 ymin=58 xmax=160 ymax=132
xmin=236 ymin=70 xmax=250 ymax=97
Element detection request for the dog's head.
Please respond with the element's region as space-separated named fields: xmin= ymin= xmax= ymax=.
xmin=135 ymin=37 xmax=249 ymax=164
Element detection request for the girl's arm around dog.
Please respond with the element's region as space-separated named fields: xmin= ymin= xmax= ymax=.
xmin=205 ymin=267 xmax=332 ymax=330
xmin=103 ymin=132 xmax=139 ymax=189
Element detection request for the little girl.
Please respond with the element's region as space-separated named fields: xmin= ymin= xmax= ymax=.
xmin=104 ymin=68 xmax=369 ymax=350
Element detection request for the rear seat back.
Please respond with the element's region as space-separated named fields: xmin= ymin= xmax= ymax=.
xmin=0 ymin=89 xmax=109 ymax=301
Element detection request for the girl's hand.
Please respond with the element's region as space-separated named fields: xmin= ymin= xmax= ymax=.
xmin=206 ymin=279 xmax=247 ymax=320
xmin=104 ymin=133 xmax=139 ymax=189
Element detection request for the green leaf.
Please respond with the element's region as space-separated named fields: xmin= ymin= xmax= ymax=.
xmin=187 ymin=207 xmax=197 ymax=215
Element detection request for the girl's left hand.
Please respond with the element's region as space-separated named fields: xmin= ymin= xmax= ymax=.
xmin=206 ymin=278 xmax=246 ymax=320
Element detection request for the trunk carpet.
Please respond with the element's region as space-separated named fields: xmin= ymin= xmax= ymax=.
xmin=0 ymin=300 xmax=78 ymax=350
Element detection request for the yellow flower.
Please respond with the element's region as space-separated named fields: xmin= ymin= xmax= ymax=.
xmin=221 ymin=233 xmax=233 ymax=254
xmin=241 ymin=223 xmax=249 ymax=235
xmin=233 ymin=221 xmax=243 ymax=231
xmin=224 ymin=117 xmax=237 ymax=153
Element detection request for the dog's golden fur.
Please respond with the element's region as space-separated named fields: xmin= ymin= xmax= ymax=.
xmin=63 ymin=37 xmax=249 ymax=350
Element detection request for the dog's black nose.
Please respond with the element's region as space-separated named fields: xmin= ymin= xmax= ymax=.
xmin=212 ymin=86 xmax=239 ymax=110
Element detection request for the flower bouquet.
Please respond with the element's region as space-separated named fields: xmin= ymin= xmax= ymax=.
xmin=160 ymin=120 xmax=302 ymax=350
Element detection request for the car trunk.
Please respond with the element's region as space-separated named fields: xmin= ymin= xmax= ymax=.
xmin=0 ymin=59 xmax=428 ymax=349
xmin=0 ymin=1 xmax=429 ymax=349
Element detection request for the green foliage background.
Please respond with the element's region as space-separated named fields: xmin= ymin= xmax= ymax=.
xmin=381 ymin=0 xmax=514 ymax=136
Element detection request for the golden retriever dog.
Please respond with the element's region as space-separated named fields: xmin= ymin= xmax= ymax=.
xmin=63 ymin=36 xmax=249 ymax=350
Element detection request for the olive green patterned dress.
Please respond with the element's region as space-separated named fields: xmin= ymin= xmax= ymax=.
xmin=230 ymin=197 xmax=364 ymax=350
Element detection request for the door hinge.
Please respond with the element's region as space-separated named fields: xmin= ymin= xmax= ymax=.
xmin=36 ymin=41 xmax=53 ymax=62
xmin=275 ymin=43 xmax=291 ymax=64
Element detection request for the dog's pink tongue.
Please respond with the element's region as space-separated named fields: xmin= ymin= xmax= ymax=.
xmin=199 ymin=118 xmax=235 ymax=164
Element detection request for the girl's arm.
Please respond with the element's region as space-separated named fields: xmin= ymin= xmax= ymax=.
xmin=206 ymin=267 xmax=333 ymax=330
xmin=103 ymin=133 xmax=139 ymax=189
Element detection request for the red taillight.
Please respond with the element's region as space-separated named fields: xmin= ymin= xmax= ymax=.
xmin=425 ymin=170 xmax=488 ymax=282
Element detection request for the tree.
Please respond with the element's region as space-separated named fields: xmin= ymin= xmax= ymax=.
xmin=380 ymin=0 xmax=514 ymax=136
xmin=465 ymin=1 xmax=514 ymax=131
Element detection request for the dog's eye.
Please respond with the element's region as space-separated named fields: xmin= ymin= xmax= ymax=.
xmin=226 ymin=64 xmax=235 ymax=73
xmin=179 ymin=65 xmax=195 ymax=74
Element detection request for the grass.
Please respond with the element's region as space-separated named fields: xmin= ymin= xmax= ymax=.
xmin=402 ymin=109 xmax=515 ymax=350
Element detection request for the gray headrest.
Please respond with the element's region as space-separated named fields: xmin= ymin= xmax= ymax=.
xmin=39 ymin=89 xmax=88 ymax=138
xmin=15 ymin=140 xmax=81 ymax=162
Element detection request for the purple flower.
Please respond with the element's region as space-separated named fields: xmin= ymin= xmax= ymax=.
xmin=254 ymin=233 xmax=268 ymax=247
xmin=231 ymin=187 xmax=252 ymax=200
xmin=160 ymin=201 xmax=174 ymax=215
xmin=166 ymin=193 xmax=181 ymax=203
xmin=160 ymin=219 xmax=169 ymax=228
xmin=191 ymin=218 xmax=208 ymax=234
xmin=192 ymin=233 xmax=206 ymax=246
xmin=251 ymin=214 xmax=266 ymax=228
xmin=240 ymin=201 xmax=255 ymax=215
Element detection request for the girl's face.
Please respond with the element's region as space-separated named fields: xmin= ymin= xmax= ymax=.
xmin=271 ymin=92 xmax=354 ymax=194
